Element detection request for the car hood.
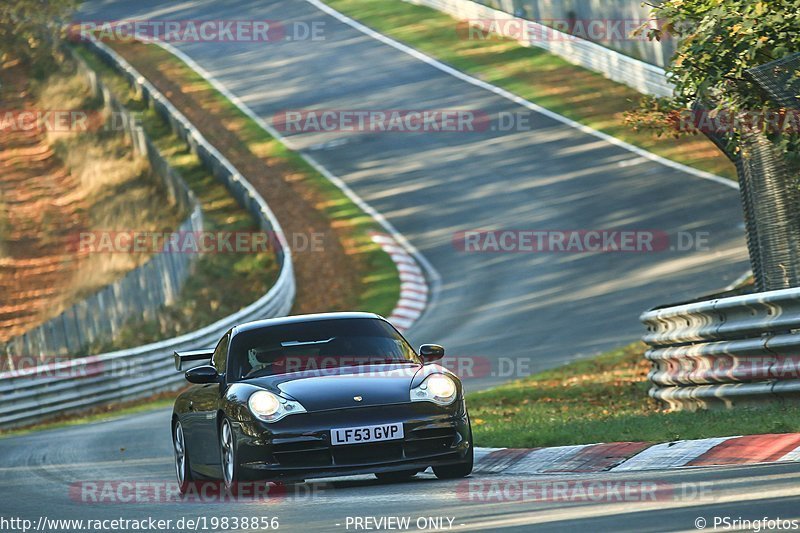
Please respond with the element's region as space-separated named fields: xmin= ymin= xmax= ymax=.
xmin=245 ymin=363 xmax=424 ymax=411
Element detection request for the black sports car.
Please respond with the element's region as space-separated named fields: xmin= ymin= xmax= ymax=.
xmin=171 ymin=312 xmax=472 ymax=492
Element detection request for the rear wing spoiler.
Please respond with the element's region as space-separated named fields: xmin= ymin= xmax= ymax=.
xmin=174 ymin=349 xmax=214 ymax=371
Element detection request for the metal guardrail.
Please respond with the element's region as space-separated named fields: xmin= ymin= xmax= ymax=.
xmin=405 ymin=0 xmax=672 ymax=97
xmin=0 ymin=41 xmax=295 ymax=429
xmin=3 ymin=50 xmax=203 ymax=358
xmin=641 ymin=287 xmax=800 ymax=410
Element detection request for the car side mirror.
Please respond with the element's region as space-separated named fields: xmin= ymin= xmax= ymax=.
xmin=419 ymin=344 xmax=445 ymax=363
xmin=185 ymin=365 xmax=220 ymax=384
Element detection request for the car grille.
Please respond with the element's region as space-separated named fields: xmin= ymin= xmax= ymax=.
xmin=404 ymin=427 xmax=458 ymax=457
xmin=272 ymin=440 xmax=330 ymax=467
xmin=333 ymin=441 xmax=404 ymax=465
xmin=270 ymin=425 xmax=459 ymax=468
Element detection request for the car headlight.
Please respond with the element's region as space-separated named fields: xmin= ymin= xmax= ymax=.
xmin=248 ymin=390 xmax=306 ymax=423
xmin=411 ymin=374 xmax=458 ymax=405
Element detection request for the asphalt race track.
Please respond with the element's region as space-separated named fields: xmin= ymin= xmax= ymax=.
xmin=77 ymin=0 xmax=750 ymax=391
xmin=1 ymin=409 xmax=799 ymax=531
xmin=0 ymin=0 xmax=774 ymax=531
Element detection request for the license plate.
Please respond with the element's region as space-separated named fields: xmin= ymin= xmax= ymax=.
xmin=330 ymin=423 xmax=404 ymax=446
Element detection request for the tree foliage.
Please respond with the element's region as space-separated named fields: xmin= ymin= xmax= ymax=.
xmin=626 ymin=0 xmax=800 ymax=156
xmin=0 ymin=0 xmax=78 ymax=67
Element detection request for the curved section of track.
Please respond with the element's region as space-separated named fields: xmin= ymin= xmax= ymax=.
xmin=0 ymin=0 xmax=764 ymax=530
xmin=79 ymin=0 xmax=747 ymax=389
xmin=1 ymin=409 xmax=799 ymax=531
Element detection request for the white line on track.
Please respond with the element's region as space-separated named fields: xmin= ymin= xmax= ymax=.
xmin=305 ymin=0 xmax=738 ymax=191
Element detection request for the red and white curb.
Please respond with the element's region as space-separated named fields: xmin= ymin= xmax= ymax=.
xmin=371 ymin=233 xmax=428 ymax=332
xmin=473 ymin=433 xmax=800 ymax=475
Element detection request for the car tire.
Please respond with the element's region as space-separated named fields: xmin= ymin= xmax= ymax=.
xmin=374 ymin=469 xmax=419 ymax=482
xmin=173 ymin=419 xmax=194 ymax=495
xmin=219 ymin=418 xmax=241 ymax=493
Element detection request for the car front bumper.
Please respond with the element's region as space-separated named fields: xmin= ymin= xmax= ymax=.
xmin=232 ymin=401 xmax=471 ymax=481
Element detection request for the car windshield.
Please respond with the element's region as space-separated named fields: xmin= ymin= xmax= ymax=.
xmin=229 ymin=318 xmax=420 ymax=380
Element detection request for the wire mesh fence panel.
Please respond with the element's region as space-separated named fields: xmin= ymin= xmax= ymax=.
xmin=740 ymin=53 xmax=800 ymax=290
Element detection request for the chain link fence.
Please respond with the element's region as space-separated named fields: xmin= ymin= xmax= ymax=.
xmin=743 ymin=53 xmax=800 ymax=290
xmin=715 ymin=53 xmax=800 ymax=292
xmin=642 ymin=53 xmax=800 ymax=409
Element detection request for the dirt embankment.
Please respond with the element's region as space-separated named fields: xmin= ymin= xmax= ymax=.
xmin=0 ymin=64 xmax=90 ymax=340
xmin=0 ymin=60 xmax=186 ymax=343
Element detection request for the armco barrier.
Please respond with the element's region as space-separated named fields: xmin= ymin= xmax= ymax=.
xmin=2 ymin=48 xmax=203 ymax=358
xmin=640 ymin=288 xmax=800 ymax=410
xmin=0 ymin=41 xmax=295 ymax=429
xmin=405 ymin=0 xmax=672 ymax=97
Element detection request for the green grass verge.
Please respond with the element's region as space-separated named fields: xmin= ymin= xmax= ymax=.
xmin=470 ymin=342 xmax=800 ymax=448
xmin=72 ymin=45 xmax=279 ymax=351
xmin=323 ymin=0 xmax=736 ymax=180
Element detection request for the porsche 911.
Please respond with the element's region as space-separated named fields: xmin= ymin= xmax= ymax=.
xmin=171 ymin=312 xmax=473 ymax=492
